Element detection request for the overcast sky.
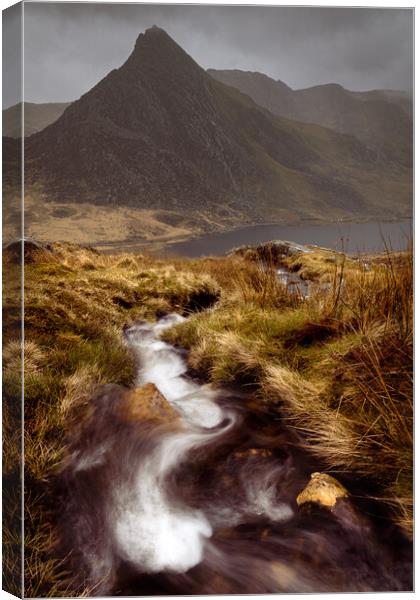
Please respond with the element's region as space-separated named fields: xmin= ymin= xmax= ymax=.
xmin=3 ymin=2 xmax=414 ymax=108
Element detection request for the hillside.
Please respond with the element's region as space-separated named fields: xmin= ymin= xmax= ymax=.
xmin=2 ymin=101 xmax=70 ymax=137
xmin=208 ymin=69 xmax=412 ymax=166
xmin=16 ymin=27 xmax=412 ymax=242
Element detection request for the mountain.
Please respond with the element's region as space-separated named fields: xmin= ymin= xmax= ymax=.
xmin=19 ymin=27 xmax=411 ymax=239
xmin=351 ymin=89 xmax=412 ymax=117
xmin=208 ymin=69 xmax=412 ymax=166
xmin=2 ymin=102 xmax=70 ymax=137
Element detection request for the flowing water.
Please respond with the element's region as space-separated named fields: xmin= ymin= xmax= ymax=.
xmin=276 ymin=266 xmax=311 ymax=298
xmin=56 ymin=315 xmax=412 ymax=595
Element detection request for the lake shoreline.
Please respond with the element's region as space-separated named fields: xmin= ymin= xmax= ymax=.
xmin=90 ymin=215 xmax=413 ymax=256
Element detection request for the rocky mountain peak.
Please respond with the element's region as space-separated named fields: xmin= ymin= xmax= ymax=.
xmin=22 ymin=28 xmax=411 ymax=225
xmin=128 ymin=25 xmax=188 ymax=64
xmin=135 ymin=24 xmax=172 ymax=47
xmin=120 ymin=25 xmax=202 ymax=87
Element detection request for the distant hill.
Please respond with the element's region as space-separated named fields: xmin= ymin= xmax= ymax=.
xmin=208 ymin=69 xmax=412 ymax=166
xmin=11 ymin=26 xmax=411 ymax=241
xmin=351 ymin=89 xmax=412 ymax=117
xmin=2 ymin=102 xmax=70 ymax=137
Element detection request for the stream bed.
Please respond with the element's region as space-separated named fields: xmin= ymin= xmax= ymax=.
xmin=56 ymin=315 xmax=412 ymax=595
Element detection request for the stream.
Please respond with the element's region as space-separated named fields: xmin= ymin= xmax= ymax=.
xmin=56 ymin=315 xmax=412 ymax=595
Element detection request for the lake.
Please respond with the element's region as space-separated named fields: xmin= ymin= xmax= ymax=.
xmin=165 ymin=219 xmax=412 ymax=258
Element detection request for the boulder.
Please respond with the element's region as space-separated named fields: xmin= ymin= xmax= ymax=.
xmin=296 ymin=472 xmax=371 ymax=536
xmin=3 ymin=238 xmax=53 ymax=264
xmin=229 ymin=240 xmax=312 ymax=265
xmin=296 ymin=472 xmax=348 ymax=508
xmin=117 ymin=383 xmax=180 ymax=426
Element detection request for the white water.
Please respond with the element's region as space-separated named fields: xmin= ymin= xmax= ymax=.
xmin=112 ymin=315 xmax=295 ymax=574
xmin=112 ymin=315 xmax=235 ymax=573
xmin=131 ymin=315 xmax=224 ymax=428
xmin=60 ymin=315 xmax=412 ymax=593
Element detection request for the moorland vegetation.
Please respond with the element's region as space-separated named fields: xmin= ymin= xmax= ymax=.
xmin=2 ymin=240 xmax=412 ymax=596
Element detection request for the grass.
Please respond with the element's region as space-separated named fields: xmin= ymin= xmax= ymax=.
xmin=163 ymin=244 xmax=413 ymax=536
xmin=2 ymin=240 xmax=413 ymax=596
xmin=3 ymin=242 xmax=221 ymax=597
xmin=231 ymin=240 xmax=363 ymax=282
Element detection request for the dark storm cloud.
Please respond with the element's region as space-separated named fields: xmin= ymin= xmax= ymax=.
xmin=16 ymin=2 xmax=413 ymax=108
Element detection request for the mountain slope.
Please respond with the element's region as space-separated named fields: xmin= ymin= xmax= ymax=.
xmin=351 ymin=89 xmax=412 ymax=117
xmin=208 ymin=69 xmax=412 ymax=166
xmin=22 ymin=27 xmax=412 ymax=236
xmin=2 ymin=102 xmax=70 ymax=137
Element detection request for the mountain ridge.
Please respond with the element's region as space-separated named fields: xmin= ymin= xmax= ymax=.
xmin=2 ymin=101 xmax=71 ymax=138
xmin=13 ymin=26 xmax=412 ymax=241
xmin=208 ymin=68 xmax=412 ymax=165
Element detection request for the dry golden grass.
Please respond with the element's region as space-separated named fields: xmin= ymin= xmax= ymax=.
xmin=278 ymin=252 xmax=412 ymax=534
xmin=9 ymin=195 xmax=196 ymax=246
xmin=2 ymin=240 xmax=413 ymax=596
xmin=284 ymin=246 xmax=350 ymax=281
xmin=165 ymin=245 xmax=413 ymax=536
xmin=3 ymin=242 xmax=222 ymax=597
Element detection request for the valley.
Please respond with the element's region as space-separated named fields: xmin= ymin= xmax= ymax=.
xmin=1 ymin=15 xmax=413 ymax=599
xmin=2 ymin=27 xmax=413 ymax=241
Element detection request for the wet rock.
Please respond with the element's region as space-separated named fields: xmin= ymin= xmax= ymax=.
xmin=297 ymin=472 xmax=372 ymax=537
xmin=117 ymin=383 xmax=180 ymax=426
xmin=296 ymin=472 xmax=348 ymax=509
xmin=273 ymin=240 xmax=312 ymax=255
xmin=229 ymin=240 xmax=312 ymax=264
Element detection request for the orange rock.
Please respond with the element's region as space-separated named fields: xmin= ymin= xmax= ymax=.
xmin=296 ymin=472 xmax=348 ymax=509
xmin=296 ymin=472 xmax=372 ymax=536
xmin=118 ymin=383 xmax=180 ymax=426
